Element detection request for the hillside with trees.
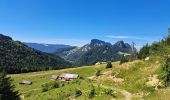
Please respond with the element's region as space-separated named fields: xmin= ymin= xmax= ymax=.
xmin=6 ymin=28 xmax=170 ymax=100
xmin=55 ymin=39 xmax=136 ymax=66
xmin=138 ymin=28 xmax=170 ymax=87
xmin=0 ymin=34 xmax=71 ymax=74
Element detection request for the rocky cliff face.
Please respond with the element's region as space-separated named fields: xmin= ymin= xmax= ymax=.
xmin=55 ymin=39 xmax=136 ymax=66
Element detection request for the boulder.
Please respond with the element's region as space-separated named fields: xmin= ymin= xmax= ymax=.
xmin=145 ymin=57 xmax=150 ymax=61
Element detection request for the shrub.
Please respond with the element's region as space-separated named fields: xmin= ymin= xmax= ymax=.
xmin=51 ymin=82 xmax=60 ymax=89
xmin=119 ymin=56 xmax=129 ymax=65
xmin=75 ymin=89 xmax=82 ymax=97
xmin=160 ymin=58 xmax=170 ymax=87
xmin=61 ymin=83 xmax=65 ymax=87
xmin=42 ymin=84 xmax=48 ymax=92
xmin=104 ymin=88 xmax=115 ymax=97
xmin=41 ymin=81 xmax=60 ymax=92
xmin=88 ymin=86 xmax=95 ymax=98
xmin=106 ymin=62 xmax=112 ymax=68
xmin=95 ymin=70 xmax=101 ymax=77
xmin=138 ymin=44 xmax=150 ymax=59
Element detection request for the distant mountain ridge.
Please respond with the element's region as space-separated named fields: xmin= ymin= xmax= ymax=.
xmin=55 ymin=39 xmax=136 ymax=66
xmin=24 ymin=42 xmax=72 ymax=53
xmin=0 ymin=34 xmax=71 ymax=74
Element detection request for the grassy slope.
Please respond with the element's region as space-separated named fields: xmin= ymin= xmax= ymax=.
xmin=9 ymin=55 xmax=170 ymax=100
xmin=10 ymin=64 xmax=114 ymax=100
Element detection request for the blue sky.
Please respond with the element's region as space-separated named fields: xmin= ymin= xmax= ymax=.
xmin=0 ymin=0 xmax=170 ymax=49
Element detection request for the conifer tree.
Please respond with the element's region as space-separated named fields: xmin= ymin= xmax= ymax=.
xmin=0 ymin=73 xmax=20 ymax=100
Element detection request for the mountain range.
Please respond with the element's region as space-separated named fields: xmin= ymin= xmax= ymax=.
xmin=55 ymin=39 xmax=135 ymax=66
xmin=24 ymin=42 xmax=72 ymax=53
xmin=0 ymin=34 xmax=136 ymax=73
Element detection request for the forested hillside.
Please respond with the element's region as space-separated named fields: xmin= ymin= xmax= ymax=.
xmin=0 ymin=34 xmax=71 ymax=74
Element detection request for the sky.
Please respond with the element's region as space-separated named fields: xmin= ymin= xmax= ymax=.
xmin=0 ymin=0 xmax=170 ymax=49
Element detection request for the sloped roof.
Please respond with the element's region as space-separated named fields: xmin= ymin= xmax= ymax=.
xmin=59 ymin=73 xmax=79 ymax=79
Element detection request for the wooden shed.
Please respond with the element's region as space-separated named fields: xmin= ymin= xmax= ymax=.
xmin=19 ymin=80 xmax=32 ymax=85
xmin=59 ymin=73 xmax=79 ymax=81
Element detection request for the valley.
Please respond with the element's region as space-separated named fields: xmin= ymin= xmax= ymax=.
xmin=0 ymin=1 xmax=170 ymax=100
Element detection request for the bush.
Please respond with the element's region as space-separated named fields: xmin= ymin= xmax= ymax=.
xmin=95 ymin=70 xmax=101 ymax=77
xmin=75 ymin=89 xmax=82 ymax=97
xmin=119 ymin=56 xmax=129 ymax=65
xmin=51 ymin=82 xmax=60 ymax=89
xmin=41 ymin=81 xmax=60 ymax=92
xmin=161 ymin=58 xmax=170 ymax=87
xmin=106 ymin=62 xmax=112 ymax=68
xmin=104 ymin=88 xmax=115 ymax=97
xmin=42 ymin=84 xmax=48 ymax=92
xmin=138 ymin=44 xmax=150 ymax=59
xmin=88 ymin=86 xmax=95 ymax=98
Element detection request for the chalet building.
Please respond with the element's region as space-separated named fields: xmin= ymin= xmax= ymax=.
xmin=59 ymin=73 xmax=79 ymax=81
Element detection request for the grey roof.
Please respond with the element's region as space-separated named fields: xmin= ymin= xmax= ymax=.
xmin=59 ymin=73 xmax=79 ymax=79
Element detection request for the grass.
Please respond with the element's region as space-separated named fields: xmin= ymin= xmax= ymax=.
xmin=9 ymin=56 xmax=168 ymax=100
xmin=10 ymin=64 xmax=121 ymax=100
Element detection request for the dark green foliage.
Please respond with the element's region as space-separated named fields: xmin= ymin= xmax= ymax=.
xmin=104 ymin=88 xmax=115 ymax=97
xmin=95 ymin=70 xmax=101 ymax=77
xmin=41 ymin=81 xmax=60 ymax=92
xmin=160 ymin=58 xmax=170 ymax=87
xmin=0 ymin=73 xmax=20 ymax=100
xmin=166 ymin=28 xmax=170 ymax=45
xmin=41 ymin=84 xmax=49 ymax=92
xmin=75 ymin=89 xmax=82 ymax=97
xmin=138 ymin=28 xmax=170 ymax=59
xmin=88 ymin=86 xmax=95 ymax=98
xmin=138 ymin=44 xmax=150 ymax=59
xmin=51 ymin=82 xmax=60 ymax=89
xmin=119 ymin=56 xmax=129 ymax=65
xmin=106 ymin=61 xmax=112 ymax=68
xmin=0 ymin=34 xmax=71 ymax=74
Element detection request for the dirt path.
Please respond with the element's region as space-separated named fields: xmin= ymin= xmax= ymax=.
xmin=98 ymin=84 xmax=132 ymax=100
xmin=89 ymin=70 xmax=132 ymax=100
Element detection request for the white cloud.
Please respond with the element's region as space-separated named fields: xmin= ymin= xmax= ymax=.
xmin=105 ymin=35 xmax=149 ymax=40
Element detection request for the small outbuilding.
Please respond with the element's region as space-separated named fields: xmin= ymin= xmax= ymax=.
xmin=59 ymin=73 xmax=79 ymax=81
xmin=19 ymin=80 xmax=32 ymax=85
xmin=51 ymin=75 xmax=58 ymax=80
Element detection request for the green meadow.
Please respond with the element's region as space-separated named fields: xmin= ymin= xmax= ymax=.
xmin=9 ymin=56 xmax=170 ymax=100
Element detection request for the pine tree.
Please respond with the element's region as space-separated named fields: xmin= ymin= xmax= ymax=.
xmin=0 ymin=73 xmax=20 ymax=100
xmin=166 ymin=28 xmax=170 ymax=45
xmin=138 ymin=44 xmax=150 ymax=59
